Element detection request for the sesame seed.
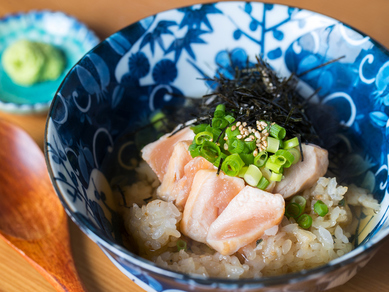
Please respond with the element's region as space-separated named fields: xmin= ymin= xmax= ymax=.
xmin=231 ymin=125 xmax=236 ymax=131
xmin=242 ymin=122 xmax=247 ymax=127
xmin=253 ymin=150 xmax=258 ymax=157
xmin=224 ymin=136 xmax=228 ymax=140
xmin=237 ymin=135 xmax=242 ymax=139
xmin=236 ymin=121 xmax=241 ymax=127
xmin=224 ymin=144 xmax=228 ymax=150
xmin=255 ymin=132 xmax=261 ymax=139
xmin=245 ymin=137 xmax=253 ymax=142
xmin=239 ymin=125 xmax=243 ymax=131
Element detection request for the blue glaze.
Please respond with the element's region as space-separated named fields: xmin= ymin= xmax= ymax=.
xmin=45 ymin=2 xmax=389 ymax=291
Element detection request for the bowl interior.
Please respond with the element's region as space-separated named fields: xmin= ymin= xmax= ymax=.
xmin=45 ymin=0 xmax=389 ymax=283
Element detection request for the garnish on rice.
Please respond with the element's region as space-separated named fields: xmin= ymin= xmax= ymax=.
xmin=186 ymin=56 xmax=318 ymax=188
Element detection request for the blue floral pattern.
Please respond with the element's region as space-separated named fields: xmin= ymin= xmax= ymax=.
xmin=45 ymin=2 xmax=389 ymax=291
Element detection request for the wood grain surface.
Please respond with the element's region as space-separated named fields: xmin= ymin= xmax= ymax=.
xmin=0 ymin=1 xmax=389 ymax=291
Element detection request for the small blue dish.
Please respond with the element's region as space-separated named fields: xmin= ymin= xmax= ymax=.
xmin=0 ymin=10 xmax=99 ymax=114
xmin=45 ymin=2 xmax=389 ymax=291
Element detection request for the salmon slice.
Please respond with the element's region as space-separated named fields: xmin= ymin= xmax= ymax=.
xmin=157 ymin=141 xmax=193 ymax=202
xmin=180 ymin=169 xmax=245 ymax=244
xmin=141 ymin=127 xmax=195 ymax=182
xmin=274 ymin=143 xmax=329 ymax=198
xmin=206 ymin=186 xmax=285 ymax=256
xmin=174 ymin=156 xmax=215 ymax=210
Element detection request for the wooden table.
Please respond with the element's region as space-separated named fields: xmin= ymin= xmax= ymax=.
xmin=1 ymin=0 xmax=389 ymax=291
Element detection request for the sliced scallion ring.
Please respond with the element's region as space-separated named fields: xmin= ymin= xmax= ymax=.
xmin=244 ymin=164 xmax=263 ymax=187
xmin=314 ymin=200 xmax=329 ymax=217
xmin=200 ymin=141 xmax=220 ymax=163
xmin=269 ymin=171 xmax=283 ymax=182
xmin=257 ymin=176 xmax=270 ymax=190
xmin=228 ymin=138 xmax=245 ymax=154
xmin=176 ymin=239 xmax=187 ymax=251
xmin=283 ymin=137 xmax=299 ymax=149
xmin=275 ymin=149 xmax=295 ymax=168
xmin=270 ymin=123 xmax=286 ymax=140
xmin=254 ymin=151 xmax=268 ymax=168
xmin=266 ymin=137 xmax=280 ymax=153
xmin=221 ymin=153 xmax=245 ymax=177
xmin=195 ymin=131 xmax=213 ymax=144
xmin=297 ymin=214 xmax=312 ymax=229
xmin=287 ymin=147 xmax=301 ymax=164
xmin=285 ymin=202 xmax=303 ymax=218
xmin=290 ymin=195 xmax=306 ymax=211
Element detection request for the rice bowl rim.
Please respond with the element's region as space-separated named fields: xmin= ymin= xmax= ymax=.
xmin=44 ymin=0 xmax=389 ymax=287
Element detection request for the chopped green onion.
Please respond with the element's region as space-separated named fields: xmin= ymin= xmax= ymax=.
xmin=214 ymin=104 xmax=226 ymax=118
xmin=150 ymin=111 xmax=166 ymax=131
xmin=213 ymin=152 xmax=227 ymax=168
xmin=226 ymin=127 xmax=240 ymax=140
xmin=224 ymin=114 xmax=235 ymax=124
xmin=269 ymin=171 xmax=283 ymax=182
xmin=188 ymin=143 xmax=201 ymax=158
xmin=290 ymin=195 xmax=306 ymax=211
xmin=283 ymin=137 xmax=299 ymax=149
xmin=285 ymin=202 xmax=303 ymax=218
xmin=257 ymin=176 xmax=269 ymax=190
xmin=244 ymin=139 xmax=257 ymax=152
xmin=190 ymin=123 xmax=208 ymax=134
xmin=221 ymin=153 xmax=245 ymax=176
xmin=265 ymin=157 xmax=283 ymax=173
xmin=212 ymin=117 xmax=229 ymax=129
xmin=314 ymin=200 xmax=329 ymax=217
xmin=274 ymin=155 xmax=287 ymax=166
xmin=270 ymin=123 xmax=286 ymax=140
xmin=228 ymin=138 xmax=245 ymax=154
xmin=297 ymin=214 xmax=312 ymax=229
xmin=275 ymin=149 xmax=295 ymax=168
xmin=338 ymin=198 xmax=346 ymax=207
xmin=287 ymin=147 xmax=301 ymax=164
xmin=254 ymin=151 xmax=268 ymax=168
xmin=244 ymin=164 xmax=263 ymax=187
xmin=266 ymin=137 xmax=280 ymax=153
xmin=239 ymin=153 xmax=254 ymax=165
xmin=206 ymin=126 xmax=222 ymax=140
xmin=195 ymin=131 xmax=213 ymax=145
xmin=176 ymin=239 xmax=187 ymax=251
xmin=200 ymin=141 xmax=220 ymax=163
xmin=238 ymin=166 xmax=248 ymax=178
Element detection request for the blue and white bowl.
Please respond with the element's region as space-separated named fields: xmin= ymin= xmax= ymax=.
xmin=0 ymin=10 xmax=99 ymax=114
xmin=45 ymin=2 xmax=389 ymax=291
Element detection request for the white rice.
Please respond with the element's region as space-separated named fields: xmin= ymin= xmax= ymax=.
xmin=116 ymin=162 xmax=380 ymax=279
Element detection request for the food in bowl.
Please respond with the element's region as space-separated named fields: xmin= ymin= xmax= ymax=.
xmin=115 ymin=59 xmax=380 ymax=278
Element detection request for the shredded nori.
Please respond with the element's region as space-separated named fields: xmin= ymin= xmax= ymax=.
xmin=194 ymin=56 xmax=322 ymax=144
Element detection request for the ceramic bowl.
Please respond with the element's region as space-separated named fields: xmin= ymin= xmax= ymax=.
xmin=45 ymin=2 xmax=389 ymax=291
xmin=0 ymin=10 xmax=99 ymax=114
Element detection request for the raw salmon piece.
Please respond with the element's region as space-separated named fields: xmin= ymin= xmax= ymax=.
xmin=180 ymin=169 xmax=245 ymax=244
xmin=141 ymin=127 xmax=195 ymax=182
xmin=174 ymin=156 xmax=215 ymax=211
xmin=274 ymin=144 xmax=328 ymax=198
xmin=206 ymin=186 xmax=285 ymax=256
xmin=157 ymin=141 xmax=193 ymax=202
